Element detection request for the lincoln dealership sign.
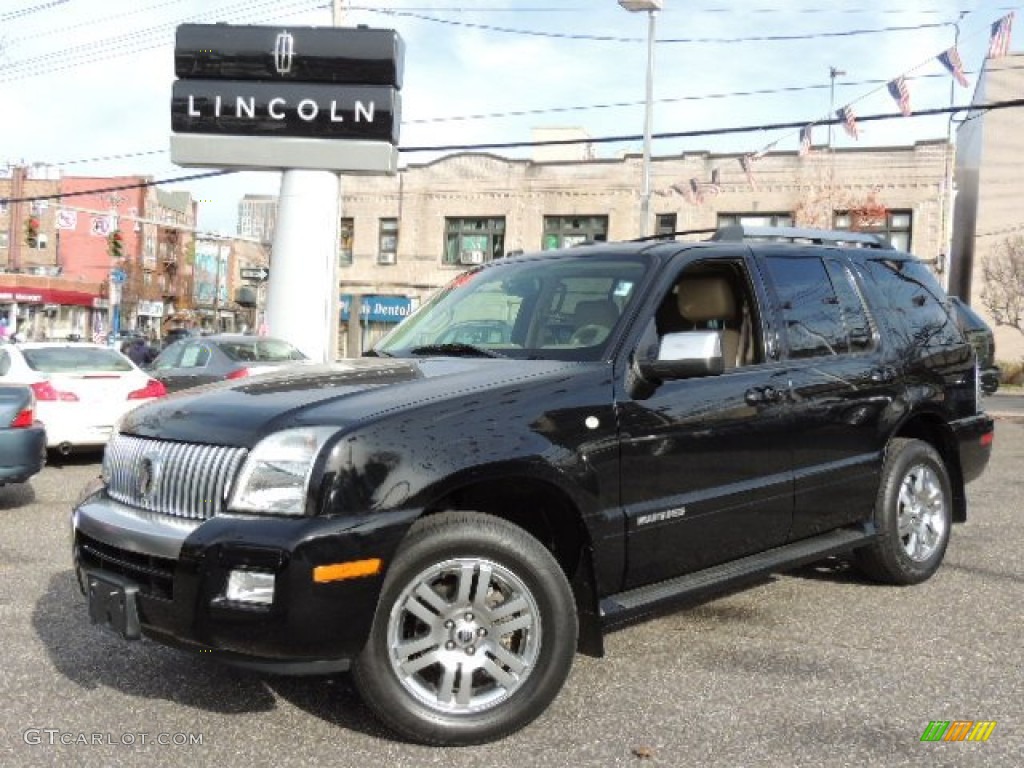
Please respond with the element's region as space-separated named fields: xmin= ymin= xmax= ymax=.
xmin=170 ymin=24 xmax=404 ymax=172
xmin=171 ymin=82 xmax=399 ymax=142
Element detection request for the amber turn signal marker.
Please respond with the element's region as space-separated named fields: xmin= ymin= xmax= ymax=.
xmin=313 ymin=559 xmax=383 ymax=583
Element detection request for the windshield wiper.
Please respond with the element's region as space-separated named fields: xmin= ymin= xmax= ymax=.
xmin=408 ymin=343 xmax=505 ymax=358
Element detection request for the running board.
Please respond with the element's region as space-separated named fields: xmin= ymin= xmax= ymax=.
xmin=600 ymin=526 xmax=876 ymax=630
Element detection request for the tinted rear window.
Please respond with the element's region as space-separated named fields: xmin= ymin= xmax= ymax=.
xmin=217 ymin=339 xmax=307 ymax=363
xmin=23 ymin=347 xmax=133 ymax=373
xmin=859 ymin=258 xmax=961 ymax=351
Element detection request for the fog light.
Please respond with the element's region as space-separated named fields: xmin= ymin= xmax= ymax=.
xmin=226 ymin=570 xmax=275 ymax=605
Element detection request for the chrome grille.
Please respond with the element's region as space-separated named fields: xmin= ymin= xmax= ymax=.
xmin=104 ymin=434 xmax=248 ymax=520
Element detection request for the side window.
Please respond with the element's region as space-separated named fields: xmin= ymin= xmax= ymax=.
xmin=764 ymin=255 xmax=846 ymax=359
xmin=179 ymin=343 xmax=211 ymax=369
xmin=0 ymin=349 xmax=10 ymax=376
xmin=153 ymin=342 xmax=185 ymax=370
xmin=825 ymin=259 xmax=875 ymax=352
xmin=861 ymin=258 xmax=960 ymax=352
xmin=655 ymin=259 xmax=763 ymax=368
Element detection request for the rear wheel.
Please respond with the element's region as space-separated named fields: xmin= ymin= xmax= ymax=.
xmin=856 ymin=438 xmax=952 ymax=585
xmin=353 ymin=511 xmax=577 ymax=745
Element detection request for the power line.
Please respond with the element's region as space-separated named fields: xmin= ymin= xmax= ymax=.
xmin=0 ymin=0 xmax=325 ymax=82
xmin=44 ymin=65 xmax=1024 ymax=168
xmin=14 ymin=0 xmax=189 ymax=43
xmin=364 ymin=9 xmax=954 ymax=43
xmin=5 ymin=98 xmax=1022 ymax=207
xmin=0 ymin=170 xmax=235 ymax=205
xmin=0 ymin=0 xmax=70 ymax=23
xmin=398 ymin=99 xmax=1024 ymax=153
xmin=355 ymin=4 xmax=1017 ymax=14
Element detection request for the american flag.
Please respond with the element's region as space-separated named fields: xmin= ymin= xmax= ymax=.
xmin=987 ymin=12 xmax=1011 ymax=59
xmin=91 ymin=313 xmax=105 ymax=345
xmin=937 ymin=47 xmax=969 ymax=88
xmin=739 ymin=155 xmax=758 ymax=191
xmin=798 ymin=124 xmax=813 ymax=156
xmin=988 ymin=12 xmax=1014 ymax=59
xmin=887 ymin=77 xmax=912 ymax=117
xmin=836 ymin=105 xmax=859 ymax=140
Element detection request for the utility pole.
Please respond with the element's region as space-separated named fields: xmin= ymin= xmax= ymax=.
xmin=828 ymin=66 xmax=846 ymax=218
xmin=333 ymin=0 xmax=352 ymax=359
xmin=8 ymin=164 xmax=26 ymax=273
xmin=939 ymin=12 xmax=968 ymax=290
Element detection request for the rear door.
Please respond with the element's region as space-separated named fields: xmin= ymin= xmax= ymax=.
xmin=151 ymin=341 xmax=216 ymax=392
xmin=758 ymin=250 xmax=899 ymax=538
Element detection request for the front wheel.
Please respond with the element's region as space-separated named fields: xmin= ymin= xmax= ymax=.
xmin=856 ymin=438 xmax=953 ymax=585
xmin=353 ymin=511 xmax=578 ymax=746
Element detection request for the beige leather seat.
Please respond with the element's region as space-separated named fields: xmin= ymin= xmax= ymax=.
xmin=675 ymin=277 xmax=741 ymax=368
xmin=570 ymin=299 xmax=620 ymax=345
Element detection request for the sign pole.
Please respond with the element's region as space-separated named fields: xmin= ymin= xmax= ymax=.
xmin=265 ymin=170 xmax=340 ymax=362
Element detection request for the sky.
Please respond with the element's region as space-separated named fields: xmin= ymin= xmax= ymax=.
xmin=2 ymin=0 xmax=1019 ymax=234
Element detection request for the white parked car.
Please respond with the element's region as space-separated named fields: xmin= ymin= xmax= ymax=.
xmin=0 ymin=342 xmax=167 ymax=453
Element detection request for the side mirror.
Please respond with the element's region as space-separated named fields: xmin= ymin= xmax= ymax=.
xmin=637 ymin=330 xmax=724 ymax=382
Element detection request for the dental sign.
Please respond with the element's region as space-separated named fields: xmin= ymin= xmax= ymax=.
xmin=170 ymin=24 xmax=404 ymax=171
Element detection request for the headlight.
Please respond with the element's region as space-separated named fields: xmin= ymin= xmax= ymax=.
xmin=228 ymin=427 xmax=338 ymax=515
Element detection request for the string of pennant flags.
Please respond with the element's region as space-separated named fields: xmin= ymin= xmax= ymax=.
xmin=717 ymin=11 xmax=1016 ymax=193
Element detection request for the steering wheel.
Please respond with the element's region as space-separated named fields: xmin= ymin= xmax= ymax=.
xmin=569 ymin=324 xmax=610 ymax=346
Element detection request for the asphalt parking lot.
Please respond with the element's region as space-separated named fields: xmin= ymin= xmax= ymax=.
xmin=1 ymin=417 xmax=1021 ymax=767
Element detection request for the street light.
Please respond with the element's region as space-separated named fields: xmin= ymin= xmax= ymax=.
xmin=619 ymin=0 xmax=662 ymax=237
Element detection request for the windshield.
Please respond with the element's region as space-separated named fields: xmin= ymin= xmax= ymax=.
xmin=374 ymin=253 xmax=650 ymax=361
xmin=23 ymin=347 xmax=134 ymax=373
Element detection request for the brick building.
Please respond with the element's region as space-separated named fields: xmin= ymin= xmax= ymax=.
xmin=1 ymin=169 xmax=197 ymax=341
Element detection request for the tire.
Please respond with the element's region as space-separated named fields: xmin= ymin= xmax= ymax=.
xmin=352 ymin=511 xmax=578 ymax=746
xmin=856 ymin=438 xmax=953 ymax=585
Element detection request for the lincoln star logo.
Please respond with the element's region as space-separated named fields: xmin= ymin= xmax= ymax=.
xmin=273 ymin=31 xmax=295 ymax=75
xmin=137 ymin=454 xmax=162 ymax=498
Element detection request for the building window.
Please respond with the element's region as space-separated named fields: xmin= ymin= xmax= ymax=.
xmin=834 ymin=209 xmax=912 ymax=252
xmin=339 ymin=218 xmax=354 ymax=266
xmin=378 ymin=218 xmax=398 ymax=265
xmin=542 ymin=215 xmax=608 ymax=249
xmin=655 ymin=214 xmax=677 ymax=236
xmin=0 ymin=232 xmax=8 ymax=249
xmin=717 ymin=212 xmax=794 ymax=230
xmin=0 ymin=200 xmax=7 ymax=215
xmin=444 ymin=217 xmax=505 ymax=266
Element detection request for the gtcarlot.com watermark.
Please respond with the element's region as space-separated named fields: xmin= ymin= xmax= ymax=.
xmin=24 ymin=729 xmax=203 ymax=747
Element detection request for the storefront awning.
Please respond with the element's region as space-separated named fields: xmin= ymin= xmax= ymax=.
xmin=0 ymin=286 xmax=100 ymax=307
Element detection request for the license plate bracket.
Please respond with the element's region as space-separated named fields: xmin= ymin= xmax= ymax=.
xmin=86 ymin=571 xmax=141 ymax=640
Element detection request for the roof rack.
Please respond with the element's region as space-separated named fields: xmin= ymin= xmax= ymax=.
xmin=710 ymin=225 xmax=894 ymax=249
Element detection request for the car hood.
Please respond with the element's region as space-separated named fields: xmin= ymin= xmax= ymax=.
xmin=119 ymin=356 xmax=589 ymax=447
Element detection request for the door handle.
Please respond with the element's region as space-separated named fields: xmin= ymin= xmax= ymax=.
xmin=745 ymin=386 xmax=785 ymax=405
xmin=870 ymin=366 xmax=897 ymax=384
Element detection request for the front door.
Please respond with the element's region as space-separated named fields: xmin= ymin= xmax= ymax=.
xmin=617 ymin=255 xmax=794 ymax=589
xmin=618 ymin=365 xmax=795 ymax=588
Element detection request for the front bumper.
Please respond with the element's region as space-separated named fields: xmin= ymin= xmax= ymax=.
xmin=71 ymin=484 xmax=418 ymax=672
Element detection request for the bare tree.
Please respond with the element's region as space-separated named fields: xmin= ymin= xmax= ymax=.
xmin=981 ymin=236 xmax=1024 ymax=336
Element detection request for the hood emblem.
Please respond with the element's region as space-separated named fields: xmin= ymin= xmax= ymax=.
xmin=137 ymin=454 xmax=163 ymax=499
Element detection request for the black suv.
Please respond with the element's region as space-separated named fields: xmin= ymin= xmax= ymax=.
xmin=72 ymin=226 xmax=994 ymax=745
